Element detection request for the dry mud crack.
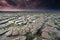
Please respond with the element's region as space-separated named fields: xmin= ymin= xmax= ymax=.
xmin=0 ymin=14 xmax=60 ymax=40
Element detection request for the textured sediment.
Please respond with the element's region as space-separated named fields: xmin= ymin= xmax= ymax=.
xmin=0 ymin=13 xmax=60 ymax=40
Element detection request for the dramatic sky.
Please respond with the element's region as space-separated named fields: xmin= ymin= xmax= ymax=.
xmin=0 ymin=0 xmax=60 ymax=11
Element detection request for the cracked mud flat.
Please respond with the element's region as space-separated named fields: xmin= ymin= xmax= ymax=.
xmin=0 ymin=13 xmax=60 ymax=40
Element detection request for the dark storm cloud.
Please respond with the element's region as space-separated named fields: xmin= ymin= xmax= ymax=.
xmin=5 ymin=0 xmax=48 ymax=9
xmin=0 ymin=0 xmax=60 ymax=10
xmin=48 ymin=0 xmax=60 ymax=10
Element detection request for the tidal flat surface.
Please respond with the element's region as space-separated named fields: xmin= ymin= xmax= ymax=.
xmin=0 ymin=12 xmax=60 ymax=40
